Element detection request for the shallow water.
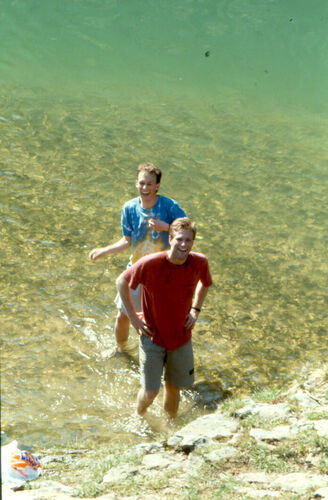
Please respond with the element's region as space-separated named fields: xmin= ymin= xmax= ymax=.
xmin=1 ymin=0 xmax=327 ymax=449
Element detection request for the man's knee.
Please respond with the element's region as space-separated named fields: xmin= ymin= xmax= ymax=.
xmin=165 ymin=381 xmax=180 ymax=394
xmin=116 ymin=310 xmax=129 ymax=323
xmin=137 ymin=388 xmax=159 ymax=415
xmin=143 ymin=389 xmax=159 ymax=402
xmin=163 ymin=382 xmax=180 ymax=417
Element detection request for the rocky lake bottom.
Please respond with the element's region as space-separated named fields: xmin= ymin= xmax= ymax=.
xmin=2 ymin=362 xmax=328 ymax=500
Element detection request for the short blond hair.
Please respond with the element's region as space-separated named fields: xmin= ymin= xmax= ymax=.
xmin=169 ymin=217 xmax=197 ymax=240
xmin=137 ymin=163 xmax=162 ymax=184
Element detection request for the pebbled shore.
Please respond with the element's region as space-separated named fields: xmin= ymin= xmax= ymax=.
xmin=2 ymin=363 xmax=328 ymax=500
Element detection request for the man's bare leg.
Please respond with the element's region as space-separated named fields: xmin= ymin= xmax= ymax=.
xmin=114 ymin=310 xmax=130 ymax=350
xmin=137 ymin=388 xmax=159 ymax=416
xmin=163 ymin=381 xmax=180 ymax=419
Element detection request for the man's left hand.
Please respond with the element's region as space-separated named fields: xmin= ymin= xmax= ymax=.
xmin=185 ymin=310 xmax=199 ymax=330
xmin=148 ymin=218 xmax=169 ymax=232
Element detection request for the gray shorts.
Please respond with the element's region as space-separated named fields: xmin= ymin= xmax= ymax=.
xmin=114 ymin=284 xmax=142 ymax=314
xmin=139 ymin=335 xmax=194 ymax=391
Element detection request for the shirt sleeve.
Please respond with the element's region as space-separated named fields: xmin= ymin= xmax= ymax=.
xmin=169 ymin=199 xmax=186 ymax=222
xmin=123 ymin=259 xmax=144 ymax=290
xmin=121 ymin=203 xmax=133 ymax=237
xmin=200 ymin=258 xmax=213 ymax=287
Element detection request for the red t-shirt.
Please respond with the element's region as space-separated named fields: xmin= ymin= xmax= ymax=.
xmin=123 ymin=251 xmax=212 ymax=350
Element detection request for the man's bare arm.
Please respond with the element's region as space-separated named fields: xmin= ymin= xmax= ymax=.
xmin=185 ymin=282 xmax=210 ymax=330
xmin=89 ymin=236 xmax=131 ymax=261
xmin=116 ymin=274 xmax=152 ymax=336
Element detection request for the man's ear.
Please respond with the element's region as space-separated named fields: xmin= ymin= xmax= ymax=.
xmin=155 ymin=183 xmax=160 ymax=192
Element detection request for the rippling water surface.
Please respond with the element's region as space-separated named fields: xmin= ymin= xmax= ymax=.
xmin=1 ymin=0 xmax=327 ymax=449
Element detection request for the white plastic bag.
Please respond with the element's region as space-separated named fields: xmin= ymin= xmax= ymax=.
xmin=1 ymin=440 xmax=42 ymax=487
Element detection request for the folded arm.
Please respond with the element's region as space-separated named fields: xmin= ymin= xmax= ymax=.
xmin=147 ymin=218 xmax=170 ymax=232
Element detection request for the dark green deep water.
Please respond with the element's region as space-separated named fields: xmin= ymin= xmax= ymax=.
xmin=1 ymin=0 xmax=327 ymax=448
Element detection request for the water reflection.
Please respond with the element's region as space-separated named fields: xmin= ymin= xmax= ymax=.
xmin=1 ymin=89 xmax=327 ymax=448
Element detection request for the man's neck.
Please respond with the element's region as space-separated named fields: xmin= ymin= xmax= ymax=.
xmin=167 ymin=250 xmax=188 ymax=266
xmin=139 ymin=194 xmax=158 ymax=209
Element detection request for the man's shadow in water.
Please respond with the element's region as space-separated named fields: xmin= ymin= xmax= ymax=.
xmin=185 ymin=380 xmax=231 ymax=410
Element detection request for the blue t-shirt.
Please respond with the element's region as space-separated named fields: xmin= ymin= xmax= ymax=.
xmin=121 ymin=195 xmax=186 ymax=265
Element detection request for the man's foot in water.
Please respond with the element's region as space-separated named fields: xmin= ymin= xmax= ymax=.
xmin=101 ymin=341 xmax=132 ymax=359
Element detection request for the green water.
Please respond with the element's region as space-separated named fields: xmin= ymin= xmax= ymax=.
xmin=1 ymin=0 xmax=327 ymax=449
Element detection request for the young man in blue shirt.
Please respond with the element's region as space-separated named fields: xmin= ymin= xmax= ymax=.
xmin=89 ymin=163 xmax=186 ymax=351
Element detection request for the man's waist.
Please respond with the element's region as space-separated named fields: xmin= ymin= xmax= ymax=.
xmin=148 ymin=330 xmax=191 ymax=351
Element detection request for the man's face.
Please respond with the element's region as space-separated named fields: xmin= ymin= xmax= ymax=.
xmin=136 ymin=172 xmax=159 ymax=203
xmin=168 ymin=229 xmax=194 ymax=265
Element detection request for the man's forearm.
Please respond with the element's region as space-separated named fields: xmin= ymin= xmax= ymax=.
xmin=116 ymin=274 xmax=137 ymax=321
xmin=191 ymin=282 xmax=209 ymax=311
xmin=104 ymin=236 xmax=131 ymax=255
xmin=89 ymin=236 xmax=131 ymax=261
xmin=185 ymin=282 xmax=210 ymax=330
xmin=116 ymin=274 xmax=152 ymax=336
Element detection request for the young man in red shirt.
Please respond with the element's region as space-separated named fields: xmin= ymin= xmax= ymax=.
xmin=116 ymin=217 xmax=212 ymax=419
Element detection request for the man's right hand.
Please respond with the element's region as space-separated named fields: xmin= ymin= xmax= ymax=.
xmin=131 ymin=313 xmax=152 ymax=337
xmin=89 ymin=248 xmax=106 ymax=261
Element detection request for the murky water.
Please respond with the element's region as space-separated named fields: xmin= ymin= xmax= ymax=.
xmin=1 ymin=0 xmax=327 ymax=449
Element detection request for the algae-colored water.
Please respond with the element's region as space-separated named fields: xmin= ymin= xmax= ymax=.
xmin=1 ymin=0 xmax=327 ymax=448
